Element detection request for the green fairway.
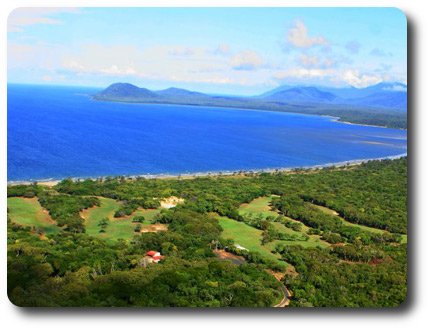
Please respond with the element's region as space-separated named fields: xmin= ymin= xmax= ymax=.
xmin=240 ymin=196 xmax=312 ymax=232
xmin=239 ymin=196 xmax=278 ymax=217
xmin=239 ymin=196 xmax=328 ymax=244
xmin=82 ymin=197 xmax=162 ymax=243
xmin=217 ymin=216 xmax=288 ymax=267
xmin=7 ymin=197 xmax=60 ymax=235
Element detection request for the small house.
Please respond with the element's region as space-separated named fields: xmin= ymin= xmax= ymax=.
xmin=146 ymin=251 xmax=164 ymax=263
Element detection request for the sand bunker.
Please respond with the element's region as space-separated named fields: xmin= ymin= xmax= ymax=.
xmin=140 ymin=224 xmax=168 ymax=233
xmin=159 ymin=196 xmax=185 ymax=209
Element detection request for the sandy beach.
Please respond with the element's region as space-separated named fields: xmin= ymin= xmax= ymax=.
xmin=7 ymin=153 xmax=407 ymax=187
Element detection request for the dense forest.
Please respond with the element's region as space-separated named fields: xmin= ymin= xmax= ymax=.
xmin=7 ymin=157 xmax=407 ymax=307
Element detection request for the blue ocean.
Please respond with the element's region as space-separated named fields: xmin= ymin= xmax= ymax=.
xmin=7 ymin=84 xmax=407 ymax=182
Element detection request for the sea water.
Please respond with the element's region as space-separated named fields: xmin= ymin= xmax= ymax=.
xmin=7 ymin=84 xmax=407 ymax=182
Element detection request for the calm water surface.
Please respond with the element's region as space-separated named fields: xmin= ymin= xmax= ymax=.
xmin=7 ymin=84 xmax=407 ymax=182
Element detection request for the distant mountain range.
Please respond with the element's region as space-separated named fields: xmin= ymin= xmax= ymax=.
xmin=94 ymin=82 xmax=407 ymax=111
xmin=258 ymin=82 xmax=407 ymax=110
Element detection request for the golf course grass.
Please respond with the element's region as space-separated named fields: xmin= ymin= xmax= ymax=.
xmin=7 ymin=196 xmax=164 ymax=243
xmin=7 ymin=197 xmax=61 ymax=235
xmin=82 ymin=197 xmax=162 ymax=243
xmin=239 ymin=196 xmax=329 ymax=247
xmin=239 ymin=196 xmax=277 ymax=218
xmin=217 ymin=215 xmax=288 ymax=267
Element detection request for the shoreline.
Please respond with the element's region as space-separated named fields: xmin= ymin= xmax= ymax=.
xmin=330 ymin=117 xmax=408 ymax=130
xmin=7 ymin=152 xmax=407 ymax=186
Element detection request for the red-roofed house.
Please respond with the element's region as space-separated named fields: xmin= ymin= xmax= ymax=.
xmin=145 ymin=251 xmax=164 ymax=263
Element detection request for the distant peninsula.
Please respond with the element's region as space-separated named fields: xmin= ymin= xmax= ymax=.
xmin=93 ymin=82 xmax=407 ymax=129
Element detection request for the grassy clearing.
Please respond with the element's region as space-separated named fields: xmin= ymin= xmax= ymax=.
xmin=239 ymin=196 xmax=328 ymax=247
xmin=239 ymin=196 xmax=277 ymax=218
xmin=7 ymin=197 xmax=60 ymax=235
xmin=82 ymin=197 xmax=162 ymax=243
xmin=217 ymin=216 xmax=287 ymax=267
xmin=240 ymin=196 xmax=311 ymax=232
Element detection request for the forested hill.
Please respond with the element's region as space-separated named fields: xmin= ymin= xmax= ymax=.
xmin=93 ymin=82 xmax=407 ymax=129
xmin=7 ymin=157 xmax=407 ymax=307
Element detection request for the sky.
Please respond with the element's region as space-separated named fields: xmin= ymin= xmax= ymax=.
xmin=7 ymin=7 xmax=407 ymax=95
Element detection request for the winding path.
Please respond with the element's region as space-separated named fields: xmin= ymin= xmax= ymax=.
xmin=213 ymin=249 xmax=291 ymax=307
xmin=267 ymin=270 xmax=291 ymax=307
xmin=273 ymin=281 xmax=291 ymax=307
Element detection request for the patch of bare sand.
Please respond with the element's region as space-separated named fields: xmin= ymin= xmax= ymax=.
xmin=159 ymin=196 xmax=185 ymax=209
xmin=213 ymin=250 xmax=246 ymax=264
xmin=140 ymin=224 xmax=168 ymax=233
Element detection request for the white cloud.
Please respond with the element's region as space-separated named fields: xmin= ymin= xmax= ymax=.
xmin=8 ymin=7 xmax=81 ymax=32
xmin=340 ymin=69 xmax=383 ymax=88
xmin=229 ymin=50 xmax=265 ymax=70
xmin=100 ymin=65 xmax=137 ymax=76
xmin=287 ymin=21 xmax=329 ymax=48
xmin=273 ymin=66 xmax=388 ymax=88
xmin=66 ymin=61 xmax=85 ymax=71
xmin=274 ymin=67 xmax=333 ymax=80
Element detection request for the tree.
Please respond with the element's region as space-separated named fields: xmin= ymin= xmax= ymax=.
xmin=132 ymin=215 xmax=145 ymax=223
xmin=98 ymin=217 xmax=110 ymax=233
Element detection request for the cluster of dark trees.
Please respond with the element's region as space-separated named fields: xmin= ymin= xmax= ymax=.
xmin=262 ymin=226 xmax=309 ymax=245
xmin=37 ymin=194 xmax=100 ymax=233
xmin=313 ymin=108 xmax=407 ymax=129
xmin=296 ymin=159 xmax=407 ymax=234
xmin=270 ymin=195 xmax=402 ymax=245
xmin=279 ymin=218 xmax=303 ymax=232
xmin=7 ymin=157 xmax=407 ymax=307
xmin=7 ymin=183 xmax=45 ymax=198
xmin=275 ymin=244 xmax=407 ymax=307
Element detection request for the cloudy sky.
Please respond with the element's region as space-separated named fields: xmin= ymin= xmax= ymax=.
xmin=7 ymin=7 xmax=407 ymax=95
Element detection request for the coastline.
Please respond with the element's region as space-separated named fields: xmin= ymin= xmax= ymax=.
xmin=7 ymin=152 xmax=407 ymax=187
xmin=330 ymin=117 xmax=408 ymax=130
